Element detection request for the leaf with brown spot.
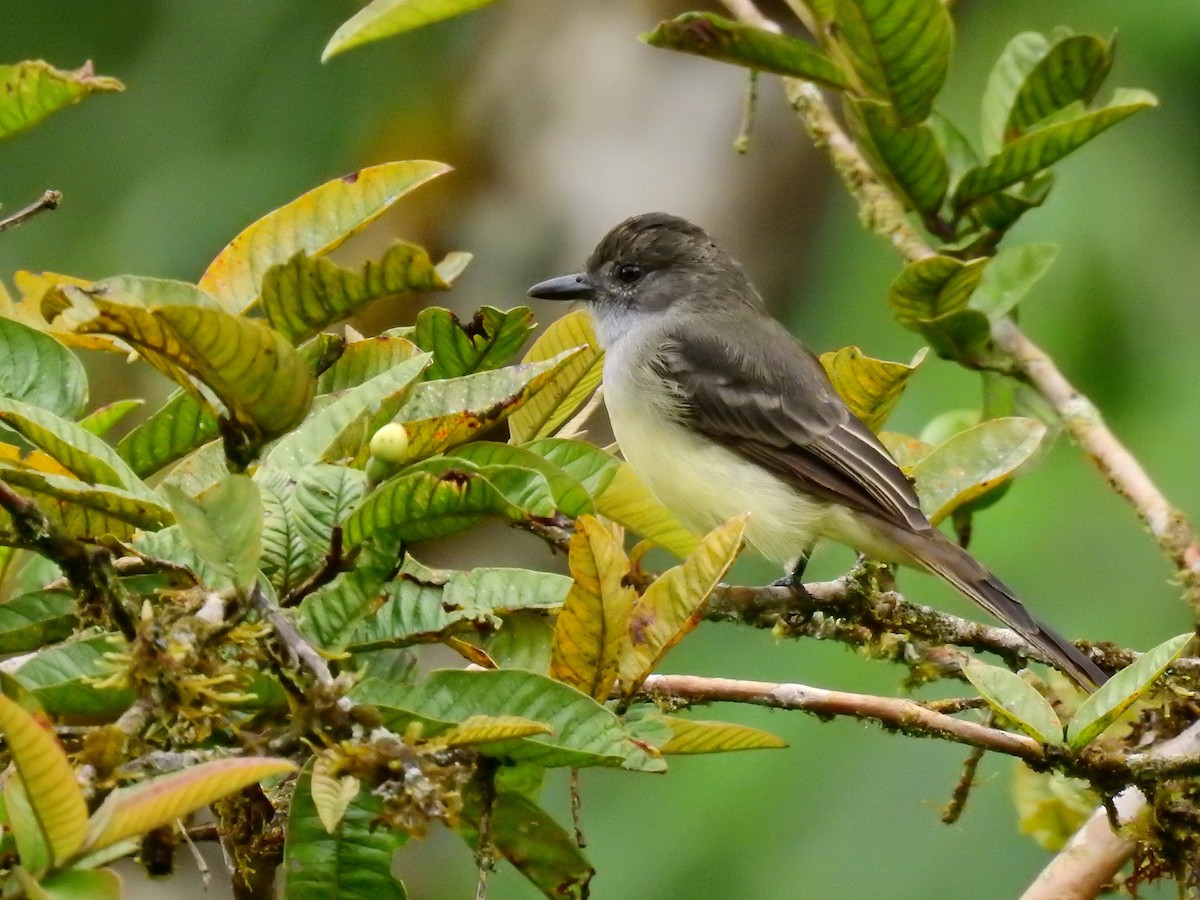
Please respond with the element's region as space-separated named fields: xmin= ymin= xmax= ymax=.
xmin=550 ymin=515 xmax=637 ymax=700
xmin=619 ymin=514 xmax=747 ymax=696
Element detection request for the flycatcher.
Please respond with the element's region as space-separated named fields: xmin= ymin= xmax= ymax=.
xmin=528 ymin=212 xmax=1106 ymax=690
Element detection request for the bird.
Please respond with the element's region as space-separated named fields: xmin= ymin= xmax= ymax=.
xmin=527 ymin=212 xmax=1106 ymax=690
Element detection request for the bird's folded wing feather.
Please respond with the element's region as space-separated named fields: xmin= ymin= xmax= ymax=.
xmin=651 ymin=327 xmax=929 ymax=533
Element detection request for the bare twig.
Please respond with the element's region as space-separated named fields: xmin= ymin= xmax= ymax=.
xmin=992 ymin=319 xmax=1200 ymax=611
xmin=640 ymin=673 xmax=1045 ymax=762
xmin=942 ymin=730 xmax=989 ymax=824
xmin=249 ymin=582 xmax=337 ymax=693
xmin=0 ymin=189 xmax=62 ymax=232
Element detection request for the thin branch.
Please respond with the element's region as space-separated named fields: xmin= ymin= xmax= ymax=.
xmin=942 ymin=729 xmax=989 ymax=824
xmin=249 ymin=582 xmax=340 ymax=694
xmin=280 ymin=526 xmax=345 ymax=608
xmin=0 ymin=189 xmax=62 ymax=232
xmin=718 ymin=0 xmax=1200 ymax=609
xmin=992 ymin=319 xmax=1200 ymax=611
xmin=640 ymin=673 xmax=1045 ymax=761
xmin=1021 ymin=718 xmax=1200 ymax=899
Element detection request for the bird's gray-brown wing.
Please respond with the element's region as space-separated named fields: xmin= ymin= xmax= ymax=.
xmin=650 ymin=322 xmax=928 ymax=533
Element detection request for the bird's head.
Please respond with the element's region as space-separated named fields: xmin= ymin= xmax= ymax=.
xmin=527 ymin=213 xmax=759 ymax=322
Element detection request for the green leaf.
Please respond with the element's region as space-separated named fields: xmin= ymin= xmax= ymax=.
xmin=316 ymin=335 xmax=424 ymax=394
xmin=198 ymin=161 xmax=449 ymax=313
xmin=963 ymin=662 xmax=1063 ymax=745
xmin=447 ymin=442 xmax=592 ymax=517
xmin=1006 ymin=34 xmax=1115 ymax=144
xmin=819 ymin=345 xmax=926 ymax=432
xmin=282 ymin=763 xmax=408 ymax=899
xmin=0 ymin=590 xmax=75 ymax=653
xmin=412 ymin=306 xmax=534 ymax=381
xmin=0 ymin=467 xmax=172 ymax=543
xmin=850 ymin=98 xmax=948 ymax=213
xmin=298 ymin=544 xmax=395 ymax=652
xmin=1066 ymin=633 xmax=1192 ymax=750
xmin=347 ymin=563 xmax=569 ymax=651
xmin=968 ymin=174 xmax=1053 ymax=232
xmin=0 ymin=398 xmax=153 ymax=499
xmin=954 ymin=88 xmax=1157 ymax=210
xmin=83 ymin=758 xmax=296 ymax=854
xmin=980 ymin=33 xmax=1050 ymax=156
xmin=43 ymin=287 xmax=316 ymax=447
xmin=910 ymin=417 xmax=1046 ymax=525
xmin=659 ymin=716 xmax=788 ymax=754
xmin=342 ymin=458 xmax=552 ymax=548
xmin=828 ymin=0 xmax=952 ymax=125
xmin=642 ymin=13 xmax=849 ymax=89
xmin=35 ymin=869 xmax=122 ymax=900
xmin=161 ymin=475 xmax=263 ymax=590
xmin=970 ymin=243 xmax=1059 ymax=320
xmin=116 ymin=389 xmax=218 ymax=479
xmin=291 ymin=464 xmax=368 ymax=559
xmin=323 ymin=0 xmax=500 ymax=61
xmin=258 ymin=468 xmax=309 ymax=595
xmin=11 ymin=635 xmax=131 ymax=717
xmin=76 ymin=399 xmax=142 ymax=437
xmin=507 ymin=312 xmax=603 ymax=444
xmin=266 ymin=354 xmax=430 ymax=471
xmin=0 ymin=318 xmax=87 ymax=418
xmin=887 ymin=255 xmax=991 ymax=359
xmin=353 ymin=668 xmax=664 ymax=771
xmin=261 ymin=242 xmax=453 ymax=344
xmin=521 ymin=438 xmax=621 ymax=499
xmin=0 ymin=61 xmax=123 ymax=141
xmin=462 ymin=791 xmax=593 ymax=900
xmin=0 ymin=693 xmax=89 ymax=864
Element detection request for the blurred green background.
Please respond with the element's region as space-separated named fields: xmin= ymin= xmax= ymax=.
xmin=3 ymin=1 xmax=1198 ymax=897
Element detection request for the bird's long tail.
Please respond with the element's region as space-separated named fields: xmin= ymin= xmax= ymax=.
xmin=895 ymin=528 xmax=1108 ymax=691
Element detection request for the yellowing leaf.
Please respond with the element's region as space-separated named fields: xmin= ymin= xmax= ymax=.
xmin=323 ymin=0 xmax=502 ymax=61
xmin=438 ymin=714 xmax=554 ymax=746
xmin=550 ymin=515 xmax=637 ymax=700
xmin=911 ymin=417 xmax=1046 ymax=525
xmin=84 ymin=757 xmax=296 ymax=853
xmin=0 ymin=693 xmax=88 ymax=864
xmin=508 ymin=311 xmax=603 ymax=443
xmin=44 ymin=286 xmax=315 ymax=446
xmin=619 ymin=514 xmax=747 ymax=695
xmin=659 ymin=716 xmax=787 ymax=754
xmin=594 ymin=463 xmax=698 ymax=559
xmin=4 ymin=271 xmax=121 ymax=352
xmin=820 ymin=345 xmax=927 ymax=432
xmin=1012 ymin=766 xmax=1098 ymax=852
xmin=198 ymin=161 xmax=449 ymax=312
xmin=0 ymin=60 xmax=123 ymax=141
xmin=310 ymin=755 xmax=360 ymax=834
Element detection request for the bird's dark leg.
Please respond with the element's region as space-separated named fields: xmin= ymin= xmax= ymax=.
xmin=771 ymin=543 xmax=817 ymax=592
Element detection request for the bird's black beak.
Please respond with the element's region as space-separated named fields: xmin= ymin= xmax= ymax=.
xmin=527 ymin=272 xmax=594 ymax=302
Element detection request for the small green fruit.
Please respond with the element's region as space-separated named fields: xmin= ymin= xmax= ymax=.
xmin=369 ymin=422 xmax=410 ymax=463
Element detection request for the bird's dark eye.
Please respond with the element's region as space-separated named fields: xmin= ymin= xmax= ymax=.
xmin=616 ymin=263 xmax=643 ymax=284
